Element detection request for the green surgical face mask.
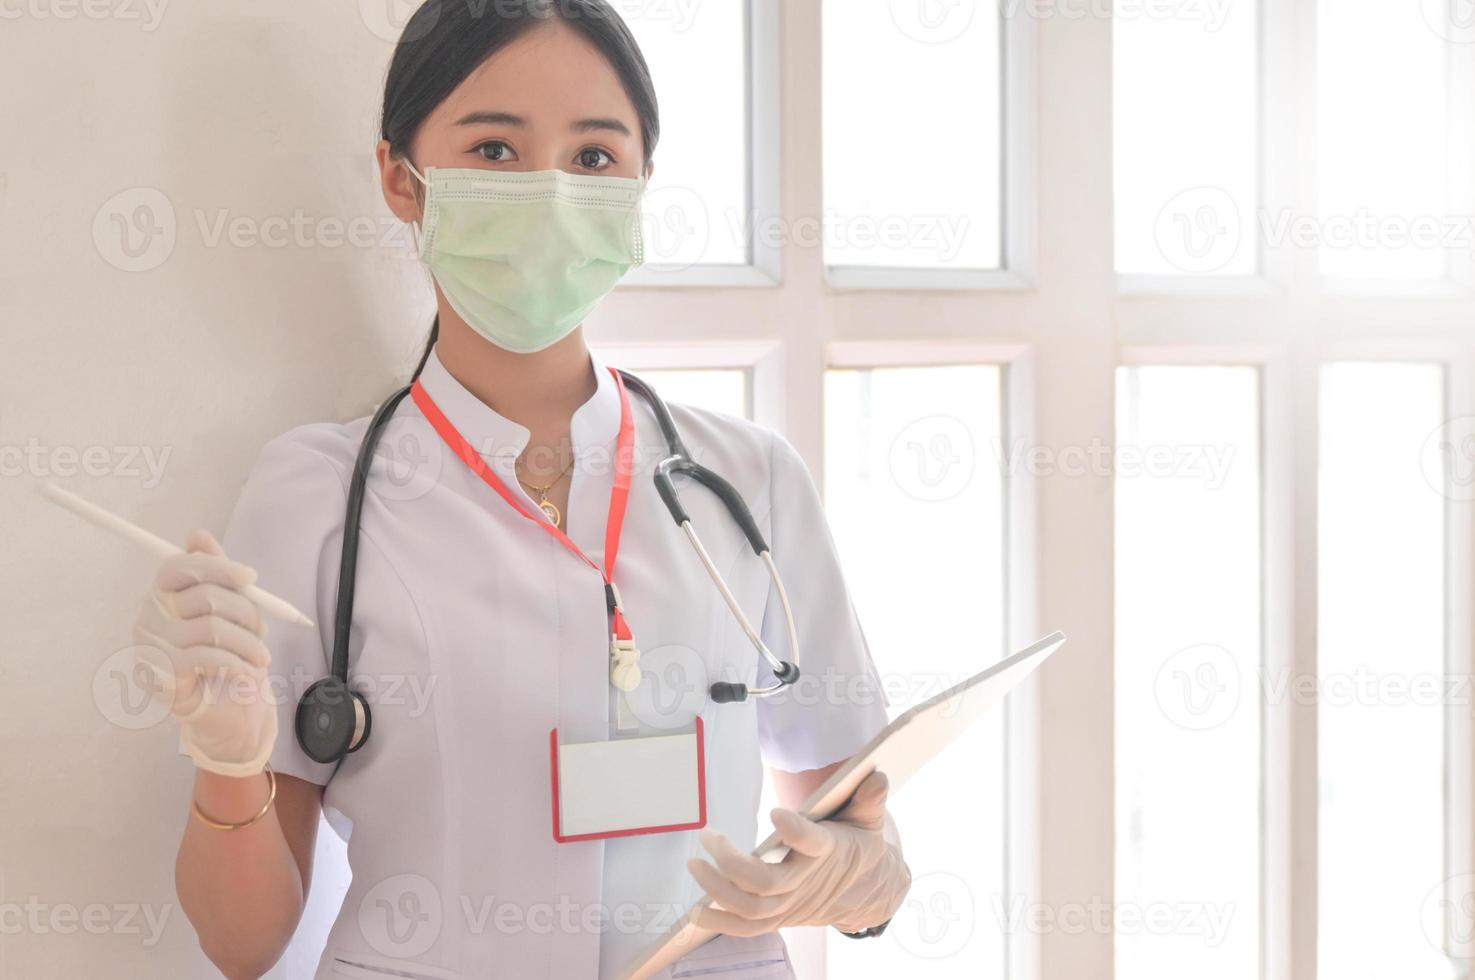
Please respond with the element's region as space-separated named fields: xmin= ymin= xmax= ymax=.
xmin=409 ymin=165 xmax=646 ymax=354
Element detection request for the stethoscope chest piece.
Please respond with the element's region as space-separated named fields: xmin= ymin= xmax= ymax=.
xmin=296 ymin=676 xmax=372 ymax=765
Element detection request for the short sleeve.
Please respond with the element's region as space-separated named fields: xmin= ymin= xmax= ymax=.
xmin=221 ymin=427 xmax=352 ymax=786
xmin=755 ymin=432 xmax=890 ymax=773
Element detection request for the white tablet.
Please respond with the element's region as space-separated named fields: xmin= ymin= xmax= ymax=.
xmin=620 ymin=631 xmax=1067 ymax=980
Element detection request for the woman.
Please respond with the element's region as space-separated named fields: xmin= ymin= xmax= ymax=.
xmin=133 ymin=3 xmax=911 ymax=977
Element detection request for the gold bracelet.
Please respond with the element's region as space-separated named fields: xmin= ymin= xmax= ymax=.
xmin=191 ymin=764 xmax=277 ymax=831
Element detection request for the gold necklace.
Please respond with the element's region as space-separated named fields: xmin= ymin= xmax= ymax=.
xmin=516 ymin=455 xmax=575 ymax=527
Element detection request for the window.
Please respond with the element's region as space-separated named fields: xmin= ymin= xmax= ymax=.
xmin=1317 ymin=363 xmax=1447 ymax=977
xmin=623 ymin=2 xmax=752 ymax=272
xmin=630 ymin=368 xmax=749 ymax=419
xmin=1113 ymin=0 xmax=1259 ymax=277
xmin=1317 ymin=2 xmax=1452 ymax=281
xmin=1115 ymin=365 xmax=1263 ymax=980
xmin=822 ymin=0 xmax=1004 ymax=274
xmin=823 ymin=364 xmax=1008 ymax=977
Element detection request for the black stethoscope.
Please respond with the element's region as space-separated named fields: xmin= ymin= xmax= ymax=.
xmin=294 ymin=370 xmax=803 ymax=765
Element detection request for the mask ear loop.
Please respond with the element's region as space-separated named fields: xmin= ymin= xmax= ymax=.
xmin=403 ymin=159 xmax=430 ymax=256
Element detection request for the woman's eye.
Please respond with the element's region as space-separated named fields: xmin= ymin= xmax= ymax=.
xmin=475 ymin=141 xmax=517 ymax=163
xmin=576 ymin=148 xmax=613 ymax=170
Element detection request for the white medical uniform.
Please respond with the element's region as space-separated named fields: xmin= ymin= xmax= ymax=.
xmin=222 ymin=347 xmax=890 ymax=980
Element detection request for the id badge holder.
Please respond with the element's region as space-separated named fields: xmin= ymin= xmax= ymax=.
xmin=550 ymin=718 xmax=707 ymax=843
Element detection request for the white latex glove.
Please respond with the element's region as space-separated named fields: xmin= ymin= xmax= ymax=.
xmin=687 ymin=771 xmax=912 ymax=937
xmin=131 ymin=529 xmax=278 ymax=778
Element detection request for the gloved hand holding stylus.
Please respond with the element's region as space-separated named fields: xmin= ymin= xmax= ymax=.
xmin=687 ymin=771 xmax=912 ymax=937
xmin=131 ymin=529 xmax=278 ymax=778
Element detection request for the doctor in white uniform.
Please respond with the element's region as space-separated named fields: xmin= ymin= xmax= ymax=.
xmin=133 ymin=3 xmax=913 ymax=978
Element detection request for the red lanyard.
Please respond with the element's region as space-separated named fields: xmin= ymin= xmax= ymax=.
xmin=410 ymin=367 xmax=637 ymax=642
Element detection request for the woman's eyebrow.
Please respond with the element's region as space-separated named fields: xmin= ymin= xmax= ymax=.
xmin=455 ymin=111 xmax=526 ymax=127
xmin=573 ymin=117 xmax=632 ymax=137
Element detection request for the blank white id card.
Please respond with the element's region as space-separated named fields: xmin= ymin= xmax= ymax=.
xmin=550 ymin=718 xmax=707 ymax=843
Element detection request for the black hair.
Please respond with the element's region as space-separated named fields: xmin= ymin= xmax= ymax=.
xmin=380 ymin=0 xmax=661 ymax=380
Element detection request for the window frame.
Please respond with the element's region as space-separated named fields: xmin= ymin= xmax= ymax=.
xmin=821 ymin=3 xmax=1038 ymax=291
xmin=621 ymin=0 xmax=784 ymax=289
xmin=588 ymin=1 xmax=1475 ymax=977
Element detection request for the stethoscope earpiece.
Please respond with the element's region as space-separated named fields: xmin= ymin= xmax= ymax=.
xmin=709 ymin=661 xmax=800 ymax=705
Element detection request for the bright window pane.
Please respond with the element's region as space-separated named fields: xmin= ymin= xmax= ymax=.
xmin=632 ymin=368 xmax=748 ymax=419
xmin=1114 ymin=2 xmax=1259 ymax=276
xmin=824 ymin=366 xmax=1006 ymax=976
xmin=1318 ymin=3 xmax=1450 ymax=280
xmin=1318 ymin=363 xmax=1446 ymax=978
xmin=625 ymin=3 xmax=749 ymax=268
xmin=1115 ymin=366 xmax=1262 ymax=980
xmin=823 ymin=2 xmax=1002 ymax=270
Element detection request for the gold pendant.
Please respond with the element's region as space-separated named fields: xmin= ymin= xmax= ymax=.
xmin=538 ymin=498 xmax=562 ymax=527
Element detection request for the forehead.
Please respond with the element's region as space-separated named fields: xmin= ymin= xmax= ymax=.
xmin=429 ymin=21 xmax=640 ymax=128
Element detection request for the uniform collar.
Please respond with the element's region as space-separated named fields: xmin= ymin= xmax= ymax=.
xmin=416 ymin=345 xmax=623 ymax=467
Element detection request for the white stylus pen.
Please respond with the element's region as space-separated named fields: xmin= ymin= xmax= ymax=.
xmin=39 ymin=483 xmax=316 ymax=628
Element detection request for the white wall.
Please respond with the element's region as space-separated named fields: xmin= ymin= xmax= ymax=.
xmin=0 ymin=3 xmax=435 ymax=976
